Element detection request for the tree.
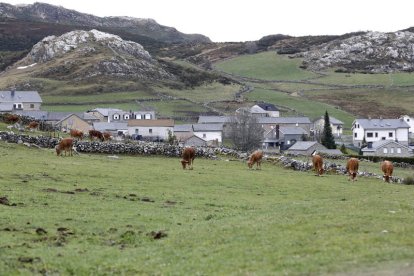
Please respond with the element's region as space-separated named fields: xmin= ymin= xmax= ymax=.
xmin=321 ymin=111 xmax=337 ymax=149
xmin=228 ymin=111 xmax=264 ymax=151
xmin=340 ymin=143 xmax=348 ymax=154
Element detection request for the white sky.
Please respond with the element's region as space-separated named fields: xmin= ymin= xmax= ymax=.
xmin=3 ymin=0 xmax=414 ymax=42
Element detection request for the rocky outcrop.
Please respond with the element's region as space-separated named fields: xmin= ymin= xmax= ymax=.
xmin=0 ymin=2 xmax=210 ymax=43
xmin=14 ymin=29 xmax=176 ymax=81
xmin=299 ymin=31 xmax=414 ymax=73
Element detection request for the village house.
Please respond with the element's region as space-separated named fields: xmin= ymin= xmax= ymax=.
xmin=361 ymin=140 xmax=413 ymax=157
xmin=93 ymin=122 xmax=128 ymax=137
xmin=108 ymin=110 xmax=156 ymax=122
xmin=56 ymin=113 xmax=99 ymax=133
xmin=181 ymin=135 xmax=207 ymax=147
xmin=237 ymin=103 xmax=280 ymax=118
xmin=284 ymin=141 xmax=328 ymax=156
xmin=313 ymin=116 xmax=344 ymax=137
xmin=173 ymin=123 xmax=223 ymax=145
xmin=0 ymin=90 xmax=42 ymax=112
xmin=352 ymin=118 xmax=410 ymax=147
xmin=127 ymin=119 xmax=174 ymax=141
xmin=400 ymin=115 xmax=414 ymax=138
xmin=263 ymin=126 xmax=307 ymax=149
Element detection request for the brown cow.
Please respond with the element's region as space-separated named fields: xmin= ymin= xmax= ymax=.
xmin=89 ymin=130 xmax=104 ymax=142
xmin=70 ymin=129 xmax=84 ymax=140
xmin=4 ymin=114 xmax=19 ymax=124
xmin=381 ymin=160 xmax=394 ymax=183
xmin=103 ymin=131 xmax=112 ymax=141
xmin=56 ymin=138 xmax=74 ymax=156
xmin=346 ymin=158 xmax=359 ymax=182
xmin=26 ymin=121 xmax=39 ymax=131
xmin=247 ymin=150 xmax=263 ymax=170
xmin=312 ymin=154 xmax=324 ymax=176
xmin=181 ymin=147 xmax=195 ymax=170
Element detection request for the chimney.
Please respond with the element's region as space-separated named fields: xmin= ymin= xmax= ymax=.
xmin=10 ymin=88 xmax=15 ymax=98
xmin=276 ymin=125 xmax=280 ymax=139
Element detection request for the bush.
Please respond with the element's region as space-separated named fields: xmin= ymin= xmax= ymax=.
xmin=402 ymin=176 xmax=414 ymax=185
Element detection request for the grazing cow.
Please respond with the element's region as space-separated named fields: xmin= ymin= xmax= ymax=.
xmin=56 ymin=138 xmax=74 ymax=156
xmin=70 ymin=129 xmax=84 ymax=140
xmin=89 ymin=130 xmax=104 ymax=142
xmin=381 ymin=160 xmax=394 ymax=183
xmin=26 ymin=121 xmax=39 ymax=131
xmin=247 ymin=150 xmax=263 ymax=170
xmin=312 ymin=154 xmax=324 ymax=176
xmin=4 ymin=114 xmax=19 ymax=124
xmin=103 ymin=131 xmax=112 ymax=141
xmin=181 ymin=147 xmax=195 ymax=170
xmin=346 ymin=158 xmax=359 ymax=181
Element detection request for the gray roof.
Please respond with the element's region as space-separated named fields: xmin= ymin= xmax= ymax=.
xmin=198 ymin=116 xmax=231 ymax=124
xmin=0 ymin=91 xmax=42 ymax=103
xmin=258 ymin=117 xmax=311 ymax=124
xmin=0 ymin=103 xmax=14 ymax=111
xmin=279 ymin=127 xmax=307 ymax=135
xmin=13 ymin=110 xmax=49 ymax=120
xmin=287 ymin=141 xmax=319 ymax=151
xmin=314 ymin=116 xmax=344 ymax=125
xmin=174 ymin=124 xmax=193 ymax=132
xmin=255 ymin=103 xmax=279 ymax=111
xmin=361 ymin=140 xmax=412 ymax=152
xmin=192 ymin=123 xmax=223 ymax=132
xmin=355 ymin=119 xmax=410 ymax=129
xmin=93 ymin=122 xmax=128 ymax=132
xmin=318 ymin=149 xmax=343 ymax=155
xmin=90 ymin=108 xmax=124 ymax=117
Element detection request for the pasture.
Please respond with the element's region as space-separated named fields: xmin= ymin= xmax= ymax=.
xmin=1 ymin=142 xmax=414 ymax=274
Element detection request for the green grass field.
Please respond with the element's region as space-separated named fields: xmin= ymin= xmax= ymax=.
xmin=1 ymin=142 xmax=414 ymax=275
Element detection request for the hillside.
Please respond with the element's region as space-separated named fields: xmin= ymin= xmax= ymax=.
xmin=0 ymin=2 xmax=210 ymax=44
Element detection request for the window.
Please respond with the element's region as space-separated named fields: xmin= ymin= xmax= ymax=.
xmin=13 ymin=103 xmax=22 ymax=109
xmin=203 ymin=133 xmax=206 ymax=138
xmin=135 ymin=129 xmax=139 ymax=134
xmin=383 ymin=148 xmax=388 ymax=154
xmin=375 ymin=132 xmax=378 ymax=138
xmin=407 ymin=118 xmax=410 ymax=122
xmin=388 ymin=132 xmax=393 ymax=138
xmin=354 ymin=133 xmax=357 ymax=138
xmin=30 ymin=104 xmax=34 ymax=108
xmin=145 ymin=114 xmax=151 ymax=120
xmin=113 ymin=114 xmax=120 ymax=120
xmin=397 ymin=148 xmax=401 ymax=153
xmin=123 ymin=114 xmax=130 ymax=120
xmin=135 ymin=114 xmax=142 ymax=119
xmin=367 ymin=132 xmax=373 ymax=138
xmin=149 ymin=129 xmax=153 ymax=134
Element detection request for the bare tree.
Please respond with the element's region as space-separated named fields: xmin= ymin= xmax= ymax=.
xmin=228 ymin=111 xmax=264 ymax=151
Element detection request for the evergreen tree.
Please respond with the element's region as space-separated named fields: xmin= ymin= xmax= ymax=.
xmin=340 ymin=143 xmax=347 ymax=154
xmin=321 ymin=111 xmax=337 ymax=149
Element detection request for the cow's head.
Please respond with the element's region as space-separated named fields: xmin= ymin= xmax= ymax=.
xmin=181 ymin=159 xmax=189 ymax=169
xmin=55 ymin=145 xmax=61 ymax=156
xmin=247 ymin=160 xmax=253 ymax=169
xmin=383 ymin=175 xmax=390 ymax=182
xmin=318 ymin=167 xmax=324 ymax=175
xmin=351 ymin=172 xmax=357 ymax=179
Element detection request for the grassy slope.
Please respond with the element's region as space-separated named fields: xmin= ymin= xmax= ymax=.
xmin=1 ymin=142 xmax=414 ymax=274
xmin=214 ymin=51 xmax=414 ymax=124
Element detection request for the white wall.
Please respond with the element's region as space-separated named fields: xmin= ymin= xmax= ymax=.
xmin=128 ymin=126 xmax=173 ymax=139
xmin=193 ymin=131 xmax=222 ymax=143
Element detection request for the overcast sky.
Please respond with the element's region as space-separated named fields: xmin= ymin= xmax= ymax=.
xmin=3 ymin=0 xmax=414 ymax=42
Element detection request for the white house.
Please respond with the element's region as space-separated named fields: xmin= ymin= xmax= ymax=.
xmin=192 ymin=124 xmax=223 ymax=144
xmin=400 ymin=115 xmax=414 ymax=138
xmin=0 ymin=90 xmax=42 ymax=112
xmin=352 ymin=118 xmax=410 ymax=147
xmin=313 ymin=116 xmax=344 ymax=137
xmin=250 ymin=103 xmax=280 ymax=117
xmin=127 ymin=119 xmax=174 ymax=141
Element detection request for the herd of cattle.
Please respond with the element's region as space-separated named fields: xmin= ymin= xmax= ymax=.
xmin=180 ymin=148 xmax=395 ymax=183
xmin=2 ymin=114 xmax=396 ymax=183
